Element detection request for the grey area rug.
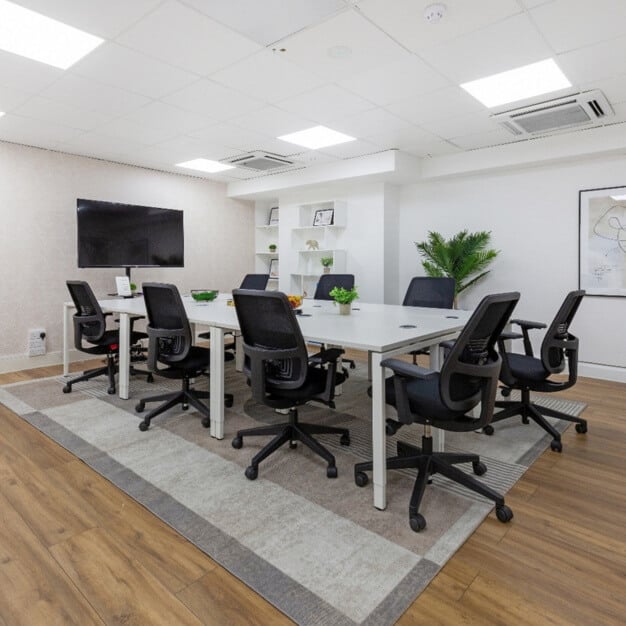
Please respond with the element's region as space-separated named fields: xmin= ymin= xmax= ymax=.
xmin=0 ymin=363 xmax=586 ymax=625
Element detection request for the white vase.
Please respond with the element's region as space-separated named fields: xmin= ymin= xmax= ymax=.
xmin=339 ymin=303 xmax=351 ymax=315
xmin=323 ymin=266 xmax=330 ymax=274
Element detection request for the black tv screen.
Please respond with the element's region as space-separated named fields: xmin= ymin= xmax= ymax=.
xmin=77 ymin=199 xmax=184 ymax=268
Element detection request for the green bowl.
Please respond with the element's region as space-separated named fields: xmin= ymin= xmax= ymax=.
xmin=191 ymin=290 xmax=219 ymax=302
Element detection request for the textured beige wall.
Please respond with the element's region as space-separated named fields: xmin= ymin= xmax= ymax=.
xmin=0 ymin=141 xmax=254 ymax=364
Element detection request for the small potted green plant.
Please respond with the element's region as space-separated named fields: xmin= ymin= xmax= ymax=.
xmin=320 ymin=256 xmax=333 ymax=274
xmin=268 ymin=243 xmax=277 ymax=253
xmin=329 ymin=285 xmax=358 ymax=315
xmin=130 ymin=282 xmax=137 ymax=294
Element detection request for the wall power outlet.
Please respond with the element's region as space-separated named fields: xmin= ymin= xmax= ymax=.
xmin=28 ymin=328 xmax=46 ymax=357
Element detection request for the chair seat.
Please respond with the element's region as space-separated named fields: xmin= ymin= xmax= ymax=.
xmin=506 ymin=353 xmax=549 ymax=383
xmin=156 ymin=346 xmax=212 ymax=378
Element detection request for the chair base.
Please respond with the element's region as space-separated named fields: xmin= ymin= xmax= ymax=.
xmin=487 ymin=388 xmax=588 ymax=453
xmin=354 ymin=435 xmax=513 ymax=532
xmin=232 ymin=408 xmax=350 ymax=479
xmin=136 ymin=377 xmax=233 ymax=430
xmin=63 ymin=354 xmax=117 ymax=395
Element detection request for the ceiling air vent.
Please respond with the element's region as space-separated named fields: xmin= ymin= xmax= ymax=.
xmin=492 ymin=90 xmax=614 ymax=136
xmin=223 ymin=151 xmax=296 ymax=171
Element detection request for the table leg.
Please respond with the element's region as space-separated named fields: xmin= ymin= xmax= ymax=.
xmin=63 ymin=303 xmax=72 ymax=376
xmin=235 ymin=333 xmax=244 ymax=372
xmin=371 ymin=351 xmax=387 ymax=510
xmin=210 ymin=326 xmax=225 ymax=439
xmin=429 ymin=343 xmax=444 ymax=452
xmin=118 ymin=313 xmax=130 ymax=400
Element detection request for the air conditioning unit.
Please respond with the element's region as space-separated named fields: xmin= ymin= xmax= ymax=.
xmin=492 ymin=90 xmax=614 ymax=137
xmin=223 ymin=151 xmax=297 ymax=171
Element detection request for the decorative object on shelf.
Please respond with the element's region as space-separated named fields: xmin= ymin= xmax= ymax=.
xmin=268 ymin=207 xmax=279 ymax=225
xmin=313 ymin=208 xmax=334 ymax=226
xmin=579 ymin=186 xmax=626 ymax=296
xmin=329 ymin=285 xmax=358 ymax=315
xmin=130 ymin=282 xmax=137 ymax=293
xmin=269 ymin=258 xmax=279 ymax=278
xmin=306 ymin=239 xmax=319 ymax=250
xmin=191 ymin=290 xmax=219 ymax=302
xmin=320 ymin=256 xmax=333 ymax=274
xmin=415 ymin=230 xmax=499 ymax=307
xmin=268 ymin=243 xmax=277 ymax=252
xmin=287 ymin=294 xmax=303 ymax=310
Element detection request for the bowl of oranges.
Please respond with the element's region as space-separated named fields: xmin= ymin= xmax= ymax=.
xmin=287 ymin=294 xmax=303 ymax=311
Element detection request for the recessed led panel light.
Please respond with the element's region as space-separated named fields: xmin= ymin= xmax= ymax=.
xmin=0 ymin=0 xmax=103 ymax=69
xmin=176 ymin=159 xmax=235 ymax=173
xmin=278 ymin=125 xmax=356 ymax=150
xmin=460 ymin=59 xmax=571 ymax=108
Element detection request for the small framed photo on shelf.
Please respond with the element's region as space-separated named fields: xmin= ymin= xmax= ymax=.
xmin=269 ymin=258 xmax=279 ymax=278
xmin=268 ymin=207 xmax=279 ymax=225
xmin=313 ymin=208 xmax=334 ymax=226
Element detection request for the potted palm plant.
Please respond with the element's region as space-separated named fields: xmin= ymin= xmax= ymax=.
xmin=329 ymin=285 xmax=358 ymax=315
xmin=415 ymin=230 xmax=499 ymax=308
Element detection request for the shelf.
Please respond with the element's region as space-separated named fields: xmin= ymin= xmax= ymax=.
xmin=296 ymin=248 xmax=341 ymax=254
xmin=291 ymin=225 xmax=345 ymax=232
xmin=256 ymin=224 xmax=279 ymax=229
xmin=256 ymin=251 xmax=279 ymax=255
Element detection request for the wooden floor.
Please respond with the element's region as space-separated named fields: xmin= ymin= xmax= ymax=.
xmin=0 ymin=358 xmax=624 ymax=625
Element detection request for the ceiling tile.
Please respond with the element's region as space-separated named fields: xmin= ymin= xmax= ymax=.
xmin=188 ymin=122 xmax=272 ymax=150
xmin=229 ymin=106 xmax=316 ymax=137
xmin=419 ymin=13 xmax=553 ymax=84
xmin=95 ymin=118 xmax=178 ymax=146
xmin=531 ymin=0 xmax=626 ymax=53
xmin=40 ymin=74 xmax=150 ymax=117
xmin=317 ymin=138 xmax=381 ymax=160
xmin=338 ymin=54 xmax=450 ymax=107
xmin=279 ymin=10 xmax=408 ymax=81
xmin=162 ymin=79 xmax=265 ymax=120
xmin=419 ymin=112 xmax=500 ymax=140
xmin=328 ymin=107 xmax=409 ymax=139
xmin=448 ymin=128 xmax=520 ymax=150
xmin=144 ymin=135 xmax=238 ymax=163
xmin=277 ymin=84 xmax=374 ymax=124
xmin=14 ymin=0 xmax=162 ymax=38
xmin=116 ymin=1 xmax=261 ymax=76
xmin=402 ymin=139 xmax=462 ymax=158
xmin=210 ymin=49 xmax=325 ymax=104
xmin=123 ymin=101 xmax=214 ymax=135
xmin=364 ymin=125 xmax=442 ymax=151
xmin=0 ymin=114 xmax=82 ymax=147
xmin=357 ymin=0 xmax=522 ymax=52
xmin=0 ymin=85 xmax=32 ymax=112
xmin=184 ymin=0 xmax=347 ymax=46
xmin=58 ymin=132 xmax=148 ymax=161
xmin=556 ymin=36 xmax=626 ymax=86
xmin=12 ymin=96 xmax=111 ymax=131
xmin=71 ymin=42 xmax=198 ymax=99
xmin=0 ymin=50 xmax=63 ymax=93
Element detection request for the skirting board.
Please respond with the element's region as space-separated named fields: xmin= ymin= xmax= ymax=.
xmin=579 ymin=361 xmax=626 ymax=384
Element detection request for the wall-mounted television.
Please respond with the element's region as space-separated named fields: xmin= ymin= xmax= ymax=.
xmin=77 ymin=198 xmax=184 ymax=270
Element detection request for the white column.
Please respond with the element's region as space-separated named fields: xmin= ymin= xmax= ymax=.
xmin=210 ymin=326 xmax=225 ymax=439
xmin=370 ymin=351 xmax=387 ymax=510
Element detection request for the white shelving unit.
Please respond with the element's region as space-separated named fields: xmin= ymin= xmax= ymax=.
xmin=254 ymin=206 xmax=280 ymax=290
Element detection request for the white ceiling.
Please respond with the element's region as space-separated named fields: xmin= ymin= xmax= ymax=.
xmin=2 ymin=0 xmax=626 ymax=183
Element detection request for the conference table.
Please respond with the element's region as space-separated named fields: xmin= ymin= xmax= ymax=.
xmin=63 ymin=295 xmax=472 ymax=510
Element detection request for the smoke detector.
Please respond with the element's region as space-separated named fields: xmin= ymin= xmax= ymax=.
xmin=424 ymin=3 xmax=446 ymax=23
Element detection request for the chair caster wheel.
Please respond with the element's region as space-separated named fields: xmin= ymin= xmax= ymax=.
xmin=232 ymin=436 xmax=243 ymax=449
xmin=147 ymin=374 xmax=154 ymax=383
xmin=385 ymin=419 xmax=400 ymax=436
xmin=355 ymin=471 xmax=369 ymax=487
xmin=107 ymin=387 xmax=115 ymax=395
xmin=201 ymin=417 xmax=210 ymax=428
xmin=575 ymin=422 xmax=587 ymax=434
xmin=501 ymin=387 xmax=511 ymax=397
xmin=409 ymin=514 xmax=426 ymax=532
xmin=482 ymin=425 xmax=494 ymax=436
xmin=63 ymin=384 xmax=72 ymax=394
xmin=225 ymin=396 xmax=233 ymax=408
xmin=349 ymin=362 xmax=356 ymax=369
xmin=182 ymin=404 xmax=188 ymax=411
xmin=135 ymin=402 xmax=145 ymax=413
xmin=340 ymin=433 xmax=350 ymax=446
xmin=289 ymin=441 xmax=298 ymax=449
xmin=496 ymin=505 xmax=513 ymax=523
xmin=245 ymin=466 xmax=258 ymax=480
xmin=473 ymin=461 xmax=487 ymax=476
xmin=326 ymin=465 xmax=338 ymax=479
xmin=550 ymin=440 xmax=562 ymax=453
xmin=138 ymin=421 xmax=149 ymax=432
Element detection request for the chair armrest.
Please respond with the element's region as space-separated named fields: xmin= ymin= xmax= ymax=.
xmin=439 ymin=340 xmax=456 ymax=350
xmin=511 ymin=319 xmax=546 ymax=330
xmin=381 ymin=358 xmax=437 ymax=379
xmin=308 ymin=347 xmax=344 ymax=365
xmin=499 ymin=331 xmax=523 ymax=341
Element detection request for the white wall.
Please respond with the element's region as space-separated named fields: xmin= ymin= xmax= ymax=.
xmin=0 ymin=141 xmax=254 ymax=370
xmin=398 ymin=155 xmax=626 ymax=381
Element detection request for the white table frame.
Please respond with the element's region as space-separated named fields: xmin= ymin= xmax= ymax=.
xmin=63 ymin=297 xmax=471 ymax=510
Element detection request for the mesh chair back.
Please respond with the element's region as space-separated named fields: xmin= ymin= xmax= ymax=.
xmin=142 ymin=283 xmax=192 ymax=363
xmin=239 ymin=274 xmax=270 ymax=290
xmin=540 ymin=290 xmax=584 ymax=373
xmin=440 ymin=292 xmax=519 ymax=419
xmin=402 ymin=277 xmax=455 ymax=308
xmin=232 ymin=290 xmax=309 ymax=389
xmin=313 ymin=274 xmax=355 ymax=300
xmin=67 ymin=280 xmax=106 ymax=341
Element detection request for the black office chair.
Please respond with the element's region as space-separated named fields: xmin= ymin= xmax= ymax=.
xmin=239 ymin=273 xmax=270 ymax=290
xmin=486 ymin=290 xmax=587 ymax=453
xmin=355 ymin=292 xmax=520 ymax=532
xmin=231 ymin=290 xmax=350 ymax=479
xmin=313 ymin=273 xmax=357 ymax=370
xmin=135 ymin=283 xmax=234 ymax=431
xmin=385 ymin=277 xmax=456 ymax=436
xmin=63 ymin=280 xmax=147 ymax=395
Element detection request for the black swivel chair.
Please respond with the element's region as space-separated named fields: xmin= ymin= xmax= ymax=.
xmin=486 ymin=290 xmax=587 ymax=453
xmin=64 ymin=280 xmax=147 ymax=395
xmin=239 ymin=273 xmax=270 ymax=290
xmin=385 ymin=277 xmax=456 ymax=436
xmin=313 ymin=273 xmax=357 ymax=370
xmin=231 ymin=290 xmax=350 ymax=479
xmin=135 ymin=283 xmax=234 ymax=431
xmin=354 ymin=292 xmax=520 ymax=532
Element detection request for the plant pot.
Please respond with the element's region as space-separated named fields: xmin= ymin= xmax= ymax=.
xmin=323 ymin=267 xmax=330 ymax=274
xmin=339 ymin=303 xmax=351 ymax=315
